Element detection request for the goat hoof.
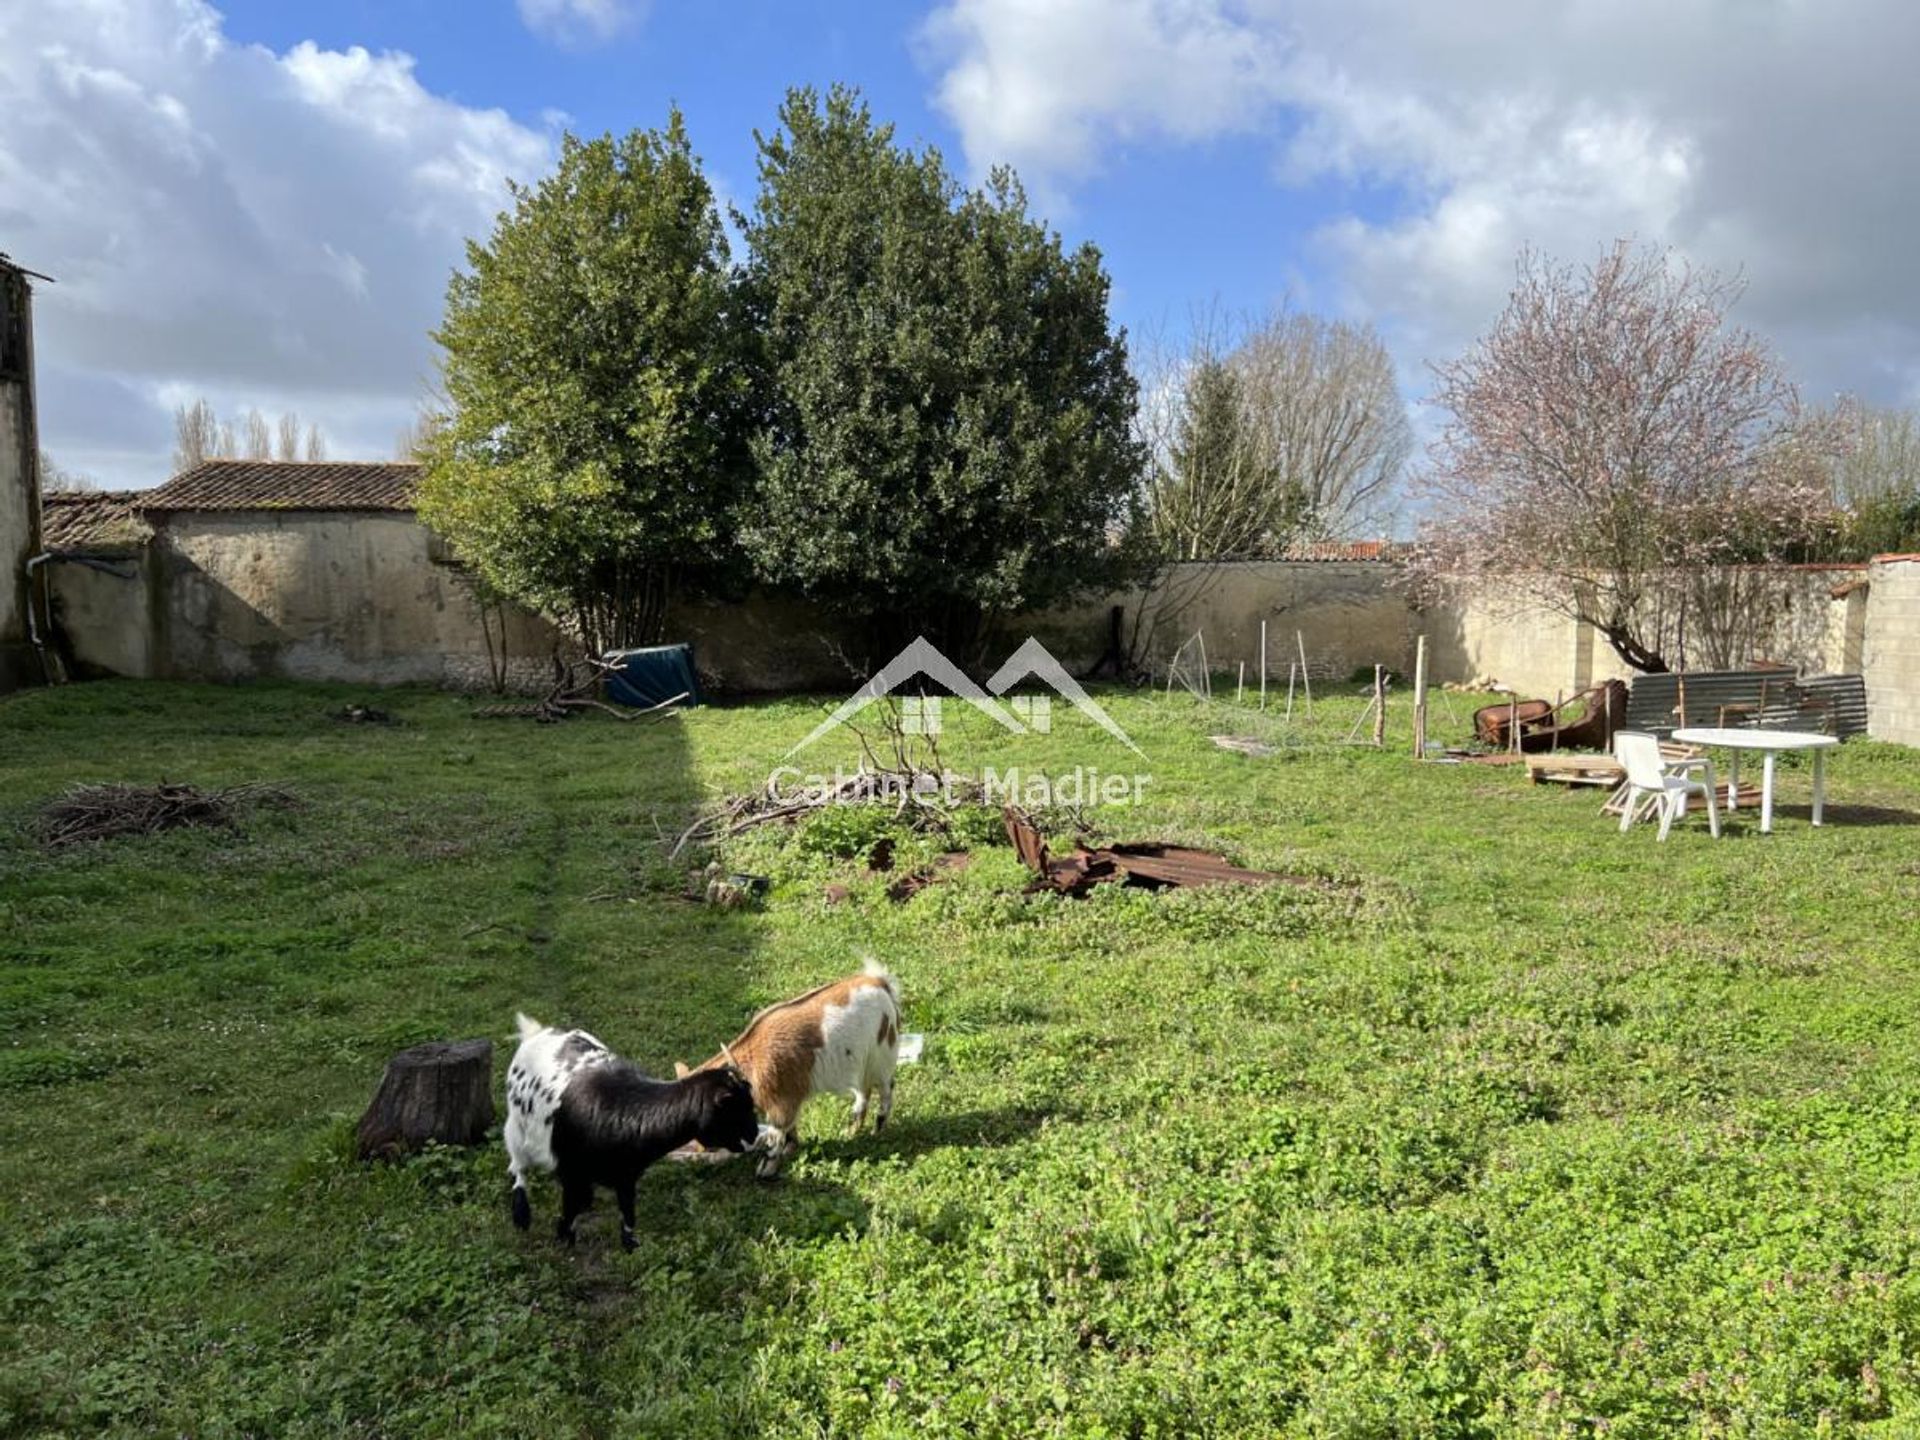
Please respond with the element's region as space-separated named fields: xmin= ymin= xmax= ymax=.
xmin=620 ymin=1230 xmax=637 ymax=1253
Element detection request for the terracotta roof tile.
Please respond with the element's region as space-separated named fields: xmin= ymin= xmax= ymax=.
xmin=137 ymin=460 xmax=420 ymax=513
xmin=1276 ymin=539 xmax=1403 ymax=562
xmin=41 ymin=491 xmax=152 ymax=549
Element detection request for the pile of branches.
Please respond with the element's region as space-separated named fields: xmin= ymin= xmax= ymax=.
xmin=474 ymin=656 xmax=687 ymax=724
xmin=34 ymin=781 xmax=297 ymax=849
xmin=670 ymin=700 xmax=979 ymax=859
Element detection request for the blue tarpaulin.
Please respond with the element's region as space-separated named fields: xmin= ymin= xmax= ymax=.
xmin=602 ymin=644 xmax=701 ymax=709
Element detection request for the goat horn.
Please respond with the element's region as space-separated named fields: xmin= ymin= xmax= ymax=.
xmin=720 ymin=1041 xmax=739 ymax=1070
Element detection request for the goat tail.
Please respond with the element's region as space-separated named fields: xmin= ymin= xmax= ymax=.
xmin=860 ymin=955 xmax=901 ymax=1008
xmin=514 ymin=1012 xmax=544 ymax=1043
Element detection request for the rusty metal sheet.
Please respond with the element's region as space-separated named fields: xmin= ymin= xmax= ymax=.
xmin=1003 ymin=808 xmax=1300 ymax=895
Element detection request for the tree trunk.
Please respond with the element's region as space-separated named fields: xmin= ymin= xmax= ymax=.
xmin=356 ymin=1038 xmax=494 ymax=1160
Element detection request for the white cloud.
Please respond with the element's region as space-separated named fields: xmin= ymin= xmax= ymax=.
xmin=515 ymin=0 xmax=643 ymax=48
xmin=922 ymin=0 xmax=1920 ymax=410
xmin=0 ymin=0 xmax=554 ymax=486
xmin=919 ymin=0 xmax=1288 ymax=211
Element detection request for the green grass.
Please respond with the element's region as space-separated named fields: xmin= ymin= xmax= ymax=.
xmin=4 ymin=679 xmax=1920 ymax=1438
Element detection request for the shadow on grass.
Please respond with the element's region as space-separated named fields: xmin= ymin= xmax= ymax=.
xmin=806 ymin=1102 xmax=1059 ymax=1166
xmin=1763 ymin=802 xmax=1920 ymax=828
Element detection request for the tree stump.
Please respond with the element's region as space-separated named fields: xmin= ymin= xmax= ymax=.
xmin=356 ymin=1038 xmax=494 ymax=1160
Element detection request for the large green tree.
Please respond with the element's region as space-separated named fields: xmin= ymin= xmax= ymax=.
xmin=418 ymin=112 xmax=743 ymax=654
xmin=736 ymin=86 xmax=1144 ymax=656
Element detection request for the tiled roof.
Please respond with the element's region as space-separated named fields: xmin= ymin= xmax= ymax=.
xmin=41 ymin=491 xmax=152 ymax=549
xmin=137 ymin=460 xmax=420 ymax=513
xmin=1276 ymin=539 xmax=1403 ymax=562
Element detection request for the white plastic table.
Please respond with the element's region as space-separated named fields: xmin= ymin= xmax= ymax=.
xmin=1670 ymin=727 xmax=1839 ymax=833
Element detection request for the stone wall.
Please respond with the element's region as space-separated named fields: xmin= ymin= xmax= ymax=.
xmin=1863 ymin=555 xmax=1920 ymax=744
xmin=39 ymin=507 xmax=1920 ymax=754
xmin=675 ymin=590 xmax=866 ymax=693
xmin=47 ymin=551 xmax=150 ymax=679
xmin=145 ymin=511 xmax=561 ymax=690
xmin=948 ymin=561 xmax=1410 ymax=692
xmin=1105 ymin=560 xmax=1413 ymax=681
xmin=0 ymin=266 xmax=40 ymax=690
xmin=1425 ymin=567 xmax=1869 ymax=699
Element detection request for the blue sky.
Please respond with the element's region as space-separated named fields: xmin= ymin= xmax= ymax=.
xmin=208 ymin=0 xmax=1354 ymax=350
xmin=7 ymin=0 xmax=1920 ymax=492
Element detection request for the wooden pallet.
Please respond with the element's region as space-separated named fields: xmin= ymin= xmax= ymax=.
xmin=1601 ymin=781 xmax=1763 ymax=818
xmin=1525 ymin=752 xmax=1623 ymax=787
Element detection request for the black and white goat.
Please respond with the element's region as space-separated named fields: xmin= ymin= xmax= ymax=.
xmin=504 ymin=1014 xmax=759 ymax=1250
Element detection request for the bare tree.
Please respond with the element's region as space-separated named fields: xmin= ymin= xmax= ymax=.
xmin=1829 ymin=401 xmax=1920 ymax=506
xmin=1408 ymin=241 xmax=1836 ymax=673
xmin=394 ymin=408 xmax=446 ymax=462
xmin=170 ymin=399 xmax=331 ymax=475
xmin=242 ymin=409 xmax=272 ymax=460
xmin=172 ymin=398 xmax=220 ymax=475
xmin=39 ymin=450 xmax=100 ymax=493
xmin=1235 ymin=308 xmax=1409 ymax=540
xmin=1139 ymin=304 xmax=1409 ymax=563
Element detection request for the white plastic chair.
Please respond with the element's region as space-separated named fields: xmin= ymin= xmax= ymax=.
xmin=1614 ymin=731 xmax=1721 ymax=841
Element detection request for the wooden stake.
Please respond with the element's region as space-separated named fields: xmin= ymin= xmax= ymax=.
xmin=1412 ymin=635 xmax=1429 ymax=759
xmin=1372 ymin=664 xmax=1387 ymax=748
xmin=1197 ymin=632 xmax=1211 ymax=701
xmin=1237 ymin=661 xmax=1245 ymax=705
xmin=1285 ymin=662 xmax=1298 ymax=723
xmin=1296 ymin=631 xmax=1313 ymax=718
xmin=1259 ymin=620 xmax=1268 ymax=710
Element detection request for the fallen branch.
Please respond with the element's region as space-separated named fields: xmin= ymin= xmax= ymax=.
xmin=666 ymin=698 xmax=981 ymax=860
xmin=34 ymin=781 xmax=297 ymax=849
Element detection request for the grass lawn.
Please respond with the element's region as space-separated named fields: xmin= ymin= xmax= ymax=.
xmin=4 ymin=679 xmax=1920 ymax=1438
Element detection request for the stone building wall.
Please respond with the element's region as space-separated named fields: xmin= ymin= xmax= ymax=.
xmin=1863 ymin=555 xmax=1920 ymax=744
xmin=145 ymin=510 xmax=560 ymax=689
xmin=0 ymin=264 xmax=41 ymax=690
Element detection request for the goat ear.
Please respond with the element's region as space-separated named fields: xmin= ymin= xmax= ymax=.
xmin=673 ymin=1061 xmax=690 ymax=1079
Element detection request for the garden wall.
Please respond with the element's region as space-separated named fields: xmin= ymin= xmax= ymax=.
xmin=41 ymin=506 xmax=1917 ymax=750
xmin=1106 ymin=560 xmax=1414 ymax=681
xmin=140 ymin=512 xmax=560 ymax=690
xmin=1427 ymin=567 xmax=1868 ymax=700
xmin=1863 ymin=555 xmax=1920 ymax=744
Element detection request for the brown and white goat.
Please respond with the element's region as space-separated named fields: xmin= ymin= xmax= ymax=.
xmin=677 ymin=962 xmax=900 ymax=1178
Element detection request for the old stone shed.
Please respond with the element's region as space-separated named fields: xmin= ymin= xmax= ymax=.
xmin=44 ymin=461 xmax=560 ymax=689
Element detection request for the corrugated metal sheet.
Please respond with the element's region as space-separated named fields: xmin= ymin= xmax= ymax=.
xmin=1626 ymin=670 xmax=1867 ymax=738
xmin=1790 ymin=675 xmax=1870 ymax=738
